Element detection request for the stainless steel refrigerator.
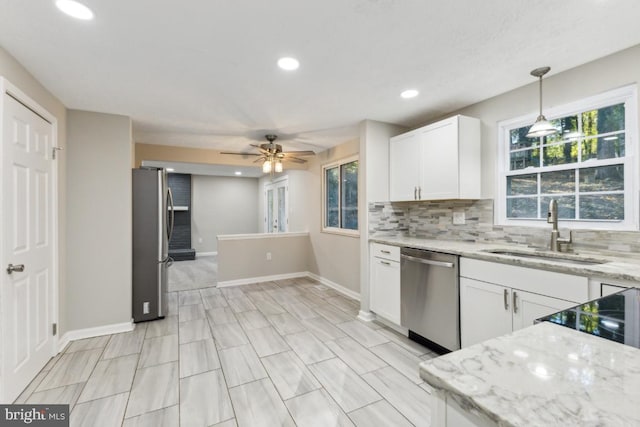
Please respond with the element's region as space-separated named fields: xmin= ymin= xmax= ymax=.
xmin=132 ymin=168 xmax=174 ymax=322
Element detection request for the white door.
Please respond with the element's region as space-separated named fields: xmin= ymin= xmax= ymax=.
xmin=1 ymin=89 xmax=56 ymax=402
xmin=264 ymin=177 xmax=288 ymax=233
xmin=460 ymin=278 xmax=512 ymax=348
xmin=512 ymin=290 xmax=576 ymax=332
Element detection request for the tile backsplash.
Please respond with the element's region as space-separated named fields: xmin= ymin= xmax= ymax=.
xmin=369 ymin=199 xmax=640 ymax=259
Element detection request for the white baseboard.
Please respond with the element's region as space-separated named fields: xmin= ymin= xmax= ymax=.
xmin=197 ymin=251 xmax=217 ymax=257
xmin=217 ymin=271 xmax=361 ymax=303
xmin=217 ymin=272 xmax=308 ymax=288
xmin=357 ymin=310 xmax=376 ymax=322
xmin=307 ymin=272 xmax=360 ymax=301
xmin=57 ymin=321 xmax=134 ymax=353
xmin=374 ymin=315 xmax=408 ymax=335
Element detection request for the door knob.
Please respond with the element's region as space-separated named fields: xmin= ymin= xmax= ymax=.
xmin=7 ymin=264 xmax=25 ymax=274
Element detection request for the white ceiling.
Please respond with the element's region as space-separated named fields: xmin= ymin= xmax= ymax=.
xmin=1 ymin=0 xmax=639 ymax=153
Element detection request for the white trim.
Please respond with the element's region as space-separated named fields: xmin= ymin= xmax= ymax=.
xmin=217 ymin=272 xmax=309 ymax=288
xmin=196 ymin=251 xmax=217 ymax=257
xmin=217 ymin=232 xmax=309 ymax=241
xmin=357 ymin=310 xmax=376 ymax=322
xmin=57 ymin=321 xmax=134 ymax=353
xmin=321 ymin=227 xmax=360 ymax=238
xmin=306 ymin=272 xmax=361 ymax=301
xmin=496 ymin=84 xmax=639 ymax=231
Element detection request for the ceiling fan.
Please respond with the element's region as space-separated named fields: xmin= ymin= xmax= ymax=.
xmin=221 ymin=134 xmax=315 ymax=173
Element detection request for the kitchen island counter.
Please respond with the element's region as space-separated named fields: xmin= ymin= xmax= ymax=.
xmin=419 ymin=321 xmax=640 ymax=426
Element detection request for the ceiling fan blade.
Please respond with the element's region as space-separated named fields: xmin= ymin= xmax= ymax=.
xmin=253 ymin=156 xmax=267 ymax=163
xmin=285 ymin=156 xmax=307 ymax=164
xmin=250 ymin=144 xmax=271 ymax=154
xmin=281 ymin=150 xmax=316 ymax=156
xmin=220 ymin=151 xmax=261 ymax=156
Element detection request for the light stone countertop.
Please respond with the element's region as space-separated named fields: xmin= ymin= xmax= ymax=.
xmin=369 ymin=235 xmax=640 ymax=283
xmin=419 ymin=322 xmax=640 ymax=427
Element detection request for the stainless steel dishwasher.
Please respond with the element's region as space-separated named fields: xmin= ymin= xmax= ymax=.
xmin=400 ymin=247 xmax=460 ymax=353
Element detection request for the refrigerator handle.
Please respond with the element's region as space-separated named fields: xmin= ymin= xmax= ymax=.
xmin=167 ymin=187 xmax=175 ymax=242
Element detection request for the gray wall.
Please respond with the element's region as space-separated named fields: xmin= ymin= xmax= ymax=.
xmin=217 ymin=234 xmax=310 ymax=283
xmin=0 ymin=47 xmax=69 ymax=335
xmin=66 ymin=110 xmax=132 ymax=330
xmin=307 ymin=139 xmax=361 ymax=294
xmin=191 ymin=175 xmax=259 ymax=253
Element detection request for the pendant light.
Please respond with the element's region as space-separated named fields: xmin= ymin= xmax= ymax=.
xmin=526 ymin=66 xmax=558 ymax=138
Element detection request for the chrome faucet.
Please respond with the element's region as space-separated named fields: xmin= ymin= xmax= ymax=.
xmin=547 ymin=199 xmax=572 ymax=252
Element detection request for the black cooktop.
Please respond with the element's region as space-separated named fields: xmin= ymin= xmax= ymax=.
xmin=538 ymin=287 xmax=640 ymax=348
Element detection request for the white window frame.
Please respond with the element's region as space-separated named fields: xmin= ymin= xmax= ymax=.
xmin=321 ymin=155 xmax=359 ymax=237
xmin=496 ymin=84 xmax=639 ymax=230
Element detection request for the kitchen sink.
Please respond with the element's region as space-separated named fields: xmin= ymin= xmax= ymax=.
xmin=482 ymin=249 xmax=607 ymax=266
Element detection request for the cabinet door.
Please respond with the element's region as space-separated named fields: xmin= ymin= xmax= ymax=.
xmin=419 ymin=119 xmax=458 ymax=200
xmin=389 ymin=131 xmax=421 ymax=201
xmin=460 ymin=278 xmax=512 ymax=348
xmin=370 ymin=257 xmax=401 ymax=324
xmin=601 ymin=283 xmax=628 ymax=297
xmin=512 ymin=290 xmax=576 ymax=331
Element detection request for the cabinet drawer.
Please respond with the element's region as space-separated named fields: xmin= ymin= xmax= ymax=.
xmin=371 ymin=243 xmax=400 ymax=262
xmin=460 ymin=258 xmax=588 ymax=303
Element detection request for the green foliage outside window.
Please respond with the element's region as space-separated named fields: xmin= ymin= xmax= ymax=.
xmin=506 ymin=103 xmax=626 ymax=221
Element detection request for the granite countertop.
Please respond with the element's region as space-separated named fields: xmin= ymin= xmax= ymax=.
xmin=370 ymin=235 xmax=640 ymax=283
xmin=419 ymin=322 xmax=640 ymax=426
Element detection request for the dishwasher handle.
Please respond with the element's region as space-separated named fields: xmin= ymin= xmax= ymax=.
xmin=400 ymin=254 xmax=455 ymax=268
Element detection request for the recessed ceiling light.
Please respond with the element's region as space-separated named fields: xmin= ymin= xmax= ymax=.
xmin=234 ymin=171 xmax=242 ymax=176
xmin=166 ymin=168 xmax=175 ymax=172
xmin=55 ymin=0 xmax=94 ymax=20
xmin=277 ymin=57 xmax=300 ymax=71
xmin=400 ymin=89 xmax=419 ymax=99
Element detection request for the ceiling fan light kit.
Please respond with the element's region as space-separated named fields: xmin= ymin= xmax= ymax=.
xmin=526 ymin=66 xmax=559 ymax=139
xmin=221 ymin=134 xmax=315 ymax=175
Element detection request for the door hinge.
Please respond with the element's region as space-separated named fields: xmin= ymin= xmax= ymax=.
xmin=52 ymin=146 xmax=63 ymax=159
xmin=52 ymin=323 xmax=57 ymax=336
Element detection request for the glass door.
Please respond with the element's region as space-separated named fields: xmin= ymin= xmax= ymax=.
xmin=264 ymin=177 xmax=288 ymax=233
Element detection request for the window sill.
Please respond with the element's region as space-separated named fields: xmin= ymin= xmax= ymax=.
xmin=321 ymin=227 xmax=360 ymax=238
xmin=496 ymin=218 xmax=639 ymax=231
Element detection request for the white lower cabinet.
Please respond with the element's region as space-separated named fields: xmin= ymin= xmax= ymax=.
xmin=512 ymin=288 xmax=576 ymax=331
xmin=460 ymin=278 xmax=512 ymax=347
xmin=460 ymin=258 xmax=586 ymax=348
xmin=370 ymin=243 xmax=401 ymax=325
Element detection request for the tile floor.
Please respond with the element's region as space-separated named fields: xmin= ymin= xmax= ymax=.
xmin=168 ymin=255 xmax=218 ymax=292
xmin=15 ymin=277 xmax=438 ymax=427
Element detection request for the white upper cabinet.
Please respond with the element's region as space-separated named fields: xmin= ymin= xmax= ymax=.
xmin=388 ymin=130 xmax=421 ymax=201
xmin=389 ymin=115 xmax=481 ymax=202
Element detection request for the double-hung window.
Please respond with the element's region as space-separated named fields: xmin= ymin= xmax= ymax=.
xmin=322 ymin=156 xmax=358 ymax=235
xmin=497 ymin=85 xmax=638 ymax=230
